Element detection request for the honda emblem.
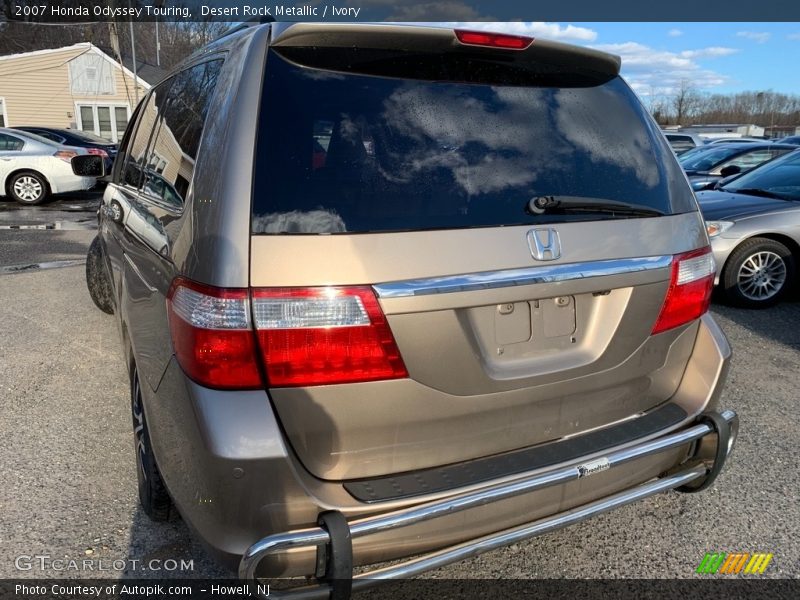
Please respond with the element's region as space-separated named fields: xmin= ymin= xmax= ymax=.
xmin=527 ymin=228 xmax=561 ymax=261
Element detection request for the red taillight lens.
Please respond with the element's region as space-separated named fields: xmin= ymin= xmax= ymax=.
xmin=87 ymin=147 xmax=109 ymax=158
xmin=167 ymin=278 xmax=262 ymax=390
xmin=252 ymin=287 xmax=408 ymax=387
xmin=652 ymin=247 xmax=716 ymax=335
xmin=54 ymin=150 xmax=78 ymax=162
xmin=167 ymin=280 xmax=407 ymax=389
xmin=455 ymin=29 xmax=533 ymax=50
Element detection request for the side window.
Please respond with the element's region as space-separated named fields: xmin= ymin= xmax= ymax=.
xmin=140 ymin=60 xmax=223 ymax=208
xmin=121 ymin=80 xmax=174 ymax=190
xmin=0 ymin=133 xmax=24 ymax=151
xmin=719 ymin=149 xmax=772 ymax=172
xmin=37 ymin=131 xmax=65 ymax=143
xmin=770 ymin=147 xmax=793 ymax=159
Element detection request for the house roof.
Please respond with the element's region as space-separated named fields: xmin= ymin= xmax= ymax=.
xmin=0 ymin=43 xmax=151 ymax=89
xmin=116 ymin=55 xmax=167 ymax=86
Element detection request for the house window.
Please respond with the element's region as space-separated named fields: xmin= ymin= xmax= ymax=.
xmin=69 ymin=53 xmax=115 ymax=95
xmin=76 ymin=103 xmax=130 ymax=142
xmin=0 ymin=98 xmax=7 ymax=127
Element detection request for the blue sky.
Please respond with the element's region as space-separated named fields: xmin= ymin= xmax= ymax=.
xmin=437 ymin=22 xmax=800 ymax=96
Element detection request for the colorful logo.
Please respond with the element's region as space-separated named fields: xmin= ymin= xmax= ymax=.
xmin=696 ymin=552 xmax=773 ymax=575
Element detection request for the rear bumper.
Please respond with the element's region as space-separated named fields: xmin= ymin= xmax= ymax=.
xmin=143 ymin=314 xmax=732 ymax=580
xmin=50 ymin=173 xmax=96 ymax=194
xmin=240 ymin=409 xmax=738 ymax=598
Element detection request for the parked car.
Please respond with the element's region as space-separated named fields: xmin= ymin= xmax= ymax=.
xmin=663 ymin=131 xmax=706 ymax=155
xmin=85 ymin=23 xmax=737 ymax=593
xmin=0 ymin=127 xmax=97 ymax=204
xmin=777 ymin=135 xmax=800 ymax=145
xmin=699 ymin=148 xmax=800 ymax=307
xmin=14 ymin=126 xmax=118 ymax=172
xmin=678 ymin=142 xmax=796 ymax=191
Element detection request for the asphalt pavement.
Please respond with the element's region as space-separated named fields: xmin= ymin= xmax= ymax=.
xmin=0 ymin=192 xmax=100 ymax=269
xmin=0 ymin=198 xmax=798 ymax=582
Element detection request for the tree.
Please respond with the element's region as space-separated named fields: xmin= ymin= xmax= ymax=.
xmin=672 ymin=79 xmax=700 ymax=126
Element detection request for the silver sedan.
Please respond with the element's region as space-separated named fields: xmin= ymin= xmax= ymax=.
xmin=698 ymin=149 xmax=800 ymax=307
xmin=0 ymin=127 xmax=96 ymax=204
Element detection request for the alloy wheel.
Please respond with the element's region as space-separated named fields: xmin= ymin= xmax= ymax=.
xmin=12 ymin=176 xmax=43 ymax=202
xmin=736 ymin=250 xmax=787 ymax=301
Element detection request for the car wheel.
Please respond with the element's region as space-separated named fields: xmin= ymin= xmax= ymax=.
xmin=132 ymin=367 xmax=173 ymax=521
xmin=721 ymin=237 xmax=795 ymax=308
xmin=9 ymin=171 xmax=48 ymax=205
xmin=86 ymin=236 xmax=115 ymax=315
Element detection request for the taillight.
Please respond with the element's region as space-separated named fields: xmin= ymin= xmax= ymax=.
xmin=652 ymin=247 xmax=716 ymax=335
xmin=54 ymin=150 xmax=78 ymax=162
xmin=166 ymin=280 xmax=407 ymax=389
xmin=252 ymin=287 xmax=408 ymax=387
xmin=87 ymin=148 xmax=109 ymax=158
xmin=167 ymin=278 xmax=262 ymax=390
xmin=455 ymin=29 xmax=533 ymax=50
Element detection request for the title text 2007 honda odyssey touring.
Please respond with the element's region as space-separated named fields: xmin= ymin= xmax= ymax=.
xmin=85 ymin=22 xmax=738 ymax=597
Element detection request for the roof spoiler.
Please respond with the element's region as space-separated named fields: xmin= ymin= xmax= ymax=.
xmin=271 ymin=23 xmax=621 ymax=79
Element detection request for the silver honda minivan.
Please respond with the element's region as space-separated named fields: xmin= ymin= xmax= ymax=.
xmin=86 ymin=22 xmax=738 ymax=597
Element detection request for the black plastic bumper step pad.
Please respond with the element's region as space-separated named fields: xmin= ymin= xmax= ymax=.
xmin=344 ymin=402 xmax=687 ymax=503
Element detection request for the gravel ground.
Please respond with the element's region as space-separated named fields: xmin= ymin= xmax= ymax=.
xmin=0 ymin=264 xmax=797 ymax=583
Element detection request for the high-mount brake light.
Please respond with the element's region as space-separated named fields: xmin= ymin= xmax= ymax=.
xmin=652 ymin=247 xmax=716 ymax=334
xmin=454 ymin=29 xmax=534 ymax=50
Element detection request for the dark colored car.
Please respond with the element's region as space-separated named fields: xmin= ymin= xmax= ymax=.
xmin=679 ymin=142 xmax=796 ymax=191
xmin=84 ymin=22 xmax=737 ymax=594
xmin=778 ymin=135 xmax=800 ymax=145
xmin=14 ymin=127 xmax=117 ymax=171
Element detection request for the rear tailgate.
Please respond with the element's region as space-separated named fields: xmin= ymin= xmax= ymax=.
xmin=249 ymin=24 xmax=706 ymax=480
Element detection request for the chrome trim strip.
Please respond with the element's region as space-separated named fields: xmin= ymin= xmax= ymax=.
xmin=239 ymin=410 xmax=736 ymax=590
xmin=372 ymin=255 xmax=673 ymax=298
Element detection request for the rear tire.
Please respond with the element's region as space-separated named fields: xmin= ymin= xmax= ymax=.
xmin=86 ymin=236 xmax=115 ymax=314
xmin=132 ymin=368 xmax=173 ymax=521
xmin=8 ymin=171 xmax=48 ymax=205
xmin=721 ymin=237 xmax=795 ymax=308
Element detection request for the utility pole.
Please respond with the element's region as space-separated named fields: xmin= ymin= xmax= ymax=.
xmin=128 ymin=0 xmax=138 ymax=105
xmin=155 ymin=18 xmax=160 ymax=67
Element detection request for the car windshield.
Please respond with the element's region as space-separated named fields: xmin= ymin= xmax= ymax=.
xmin=679 ymin=146 xmax=744 ymax=170
xmin=721 ymin=150 xmax=800 ymax=200
xmin=252 ymin=51 xmax=694 ymax=234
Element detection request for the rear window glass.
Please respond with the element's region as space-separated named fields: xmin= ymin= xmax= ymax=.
xmin=252 ymin=51 xmax=694 ymax=234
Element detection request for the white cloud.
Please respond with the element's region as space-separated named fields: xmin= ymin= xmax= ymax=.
xmin=436 ymin=21 xmax=598 ymax=42
xmin=680 ymin=47 xmax=739 ymax=59
xmin=591 ymin=42 xmax=730 ymax=96
xmin=736 ymin=31 xmax=771 ymax=43
xmin=788 ymin=32 xmax=800 ymax=41
xmin=668 ymin=28 xmax=683 ymax=37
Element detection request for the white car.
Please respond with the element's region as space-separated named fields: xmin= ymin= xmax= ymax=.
xmin=0 ymin=127 xmax=97 ymax=204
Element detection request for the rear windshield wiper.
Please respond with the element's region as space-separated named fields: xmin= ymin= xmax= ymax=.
xmin=725 ymin=188 xmax=789 ymax=200
xmin=527 ymin=196 xmax=665 ymax=218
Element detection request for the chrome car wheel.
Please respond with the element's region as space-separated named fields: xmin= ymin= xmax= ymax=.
xmin=9 ymin=172 xmax=47 ymax=204
xmin=736 ymin=251 xmax=787 ymax=301
xmin=722 ymin=237 xmax=795 ymax=308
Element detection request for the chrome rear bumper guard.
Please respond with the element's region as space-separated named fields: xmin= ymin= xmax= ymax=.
xmin=240 ymin=409 xmax=738 ymax=599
